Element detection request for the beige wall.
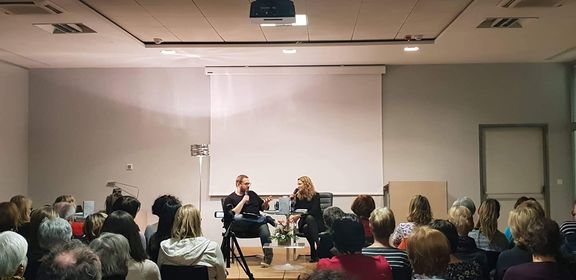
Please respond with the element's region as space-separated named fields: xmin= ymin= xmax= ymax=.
xmin=0 ymin=61 xmax=28 ymax=201
xmin=28 ymin=64 xmax=573 ymax=244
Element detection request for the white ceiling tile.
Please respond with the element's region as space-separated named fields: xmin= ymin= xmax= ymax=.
xmin=353 ymin=0 xmax=418 ymax=40
xmin=307 ymin=0 xmax=362 ymax=41
xmin=193 ymin=0 xmax=265 ymax=42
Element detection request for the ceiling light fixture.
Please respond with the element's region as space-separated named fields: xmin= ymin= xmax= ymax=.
xmin=261 ymin=14 xmax=307 ymax=27
xmin=403 ymin=46 xmax=420 ymax=52
xmin=160 ymin=50 xmax=176 ymax=55
xmin=282 ymin=49 xmax=297 ymax=54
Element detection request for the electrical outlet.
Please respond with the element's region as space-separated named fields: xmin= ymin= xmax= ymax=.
xmin=126 ymin=163 xmax=134 ymax=171
xmin=556 ymin=179 xmax=563 ymax=185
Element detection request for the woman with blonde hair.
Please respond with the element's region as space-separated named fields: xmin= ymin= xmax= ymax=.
xmin=468 ymin=199 xmax=508 ymax=252
xmin=158 ymin=204 xmax=226 ymax=280
xmin=289 ymin=176 xmax=325 ymax=262
xmin=391 ymin=195 xmax=433 ymax=248
xmin=10 ymin=195 xmax=32 ymax=229
xmin=83 ymin=212 xmax=108 ymax=243
xmin=448 ymin=206 xmax=477 ymax=254
xmin=407 ymin=226 xmax=451 ymax=279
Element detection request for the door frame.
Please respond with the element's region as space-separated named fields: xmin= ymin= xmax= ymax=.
xmin=479 ymin=124 xmax=550 ymax=216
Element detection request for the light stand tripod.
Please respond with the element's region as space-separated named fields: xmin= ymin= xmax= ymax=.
xmin=221 ymin=221 xmax=255 ymax=280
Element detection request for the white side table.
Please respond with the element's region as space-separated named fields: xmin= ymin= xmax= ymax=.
xmin=263 ymin=242 xmax=306 ymax=271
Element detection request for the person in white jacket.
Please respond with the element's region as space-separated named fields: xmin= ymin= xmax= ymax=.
xmin=158 ymin=204 xmax=226 ymax=280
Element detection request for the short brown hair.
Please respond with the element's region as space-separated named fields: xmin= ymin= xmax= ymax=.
xmin=407 ymin=227 xmax=450 ymax=277
xmin=172 ymin=204 xmax=202 ymax=240
xmin=407 ymin=195 xmax=432 ymax=225
xmin=83 ymin=212 xmax=108 ymax=242
xmin=448 ymin=206 xmax=474 ymax=236
xmin=351 ymin=195 xmax=376 ymax=219
xmin=236 ymin=175 xmax=248 ymax=187
xmin=0 ymin=202 xmax=19 ymax=232
xmin=369 ymin=207 xmax=395 ymax=244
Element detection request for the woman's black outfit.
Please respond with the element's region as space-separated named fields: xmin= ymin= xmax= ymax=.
xmin=293 ymin=192 xmax=326 ymax=262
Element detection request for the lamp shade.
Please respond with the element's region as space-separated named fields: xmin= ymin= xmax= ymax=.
xmin=191 ymin=144 xmax=209 ymax=157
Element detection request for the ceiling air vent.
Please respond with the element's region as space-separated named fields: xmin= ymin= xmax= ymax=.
xmin=477 ymin=17 xmax=538 ymax=28
xmin=0 ymin=1 xmax=64 ymax=15
xmin=33 ymin=23 xmax=96 ymax=34
xmin=498 ymin=0 xmax=570 ymax=8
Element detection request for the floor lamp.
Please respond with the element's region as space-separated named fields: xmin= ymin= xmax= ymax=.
xmin=191 ymin=144 xmax=209 ymax=210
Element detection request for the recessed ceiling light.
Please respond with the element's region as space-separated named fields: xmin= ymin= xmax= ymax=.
xmin=261 ymin=14 xmax=307 ymax=27
xmin=403 ymin=46 xmax=420 ymax=52
xmin=160 ymin=50 xmax=176 ymax=55
xmin=282 ymin=49 xmax=297 ymax=54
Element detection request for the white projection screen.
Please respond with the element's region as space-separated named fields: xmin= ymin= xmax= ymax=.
xmin=209 ymin=68 xmax=384 ymax=196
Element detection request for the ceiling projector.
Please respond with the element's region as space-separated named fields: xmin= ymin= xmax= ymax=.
xmin=250 ymin=0 xmax=295 ymax=24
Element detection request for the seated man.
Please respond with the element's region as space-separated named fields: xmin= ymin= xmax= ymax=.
xmin=223 ymin=174 xmax=274 ymax=267
xmin=37 ymin=240 xmax=101 ymax=280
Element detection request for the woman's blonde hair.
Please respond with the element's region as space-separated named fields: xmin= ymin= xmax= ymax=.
xmin=369 ymin=207 xmax=395 ymax=244
xmin=297 ymin=176 xmax=316 ymax=201
xmin=475 ymin=199 xmax=500 ymax=243
xmin=10 ymin=195 xmax=32 ymax=225
xmin=172 ymin=204 xmax=202 ymax=240
xmin=509 ymin=200 xmax=545 ymax=247
xmin=407 ymin=195 xmax=432 ymax=225
xmin=407 ymin=226 xmax=450 ymax=277
xmin=448 ymin=206 xmax=474 ymax=236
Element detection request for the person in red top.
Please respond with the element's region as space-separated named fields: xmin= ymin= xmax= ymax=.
xmin=317 ymin=213 xmax=392 ymax=280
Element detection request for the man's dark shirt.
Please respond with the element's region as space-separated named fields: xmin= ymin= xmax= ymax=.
xmin=224 ymin=190 xmax=264 ymax=215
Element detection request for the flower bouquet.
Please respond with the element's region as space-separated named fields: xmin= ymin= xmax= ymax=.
xmin=271 ymin=220 xmax=297 ymax=246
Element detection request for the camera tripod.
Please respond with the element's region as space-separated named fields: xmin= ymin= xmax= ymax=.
xmin=221 ymin=222 xmax=255 ymax=280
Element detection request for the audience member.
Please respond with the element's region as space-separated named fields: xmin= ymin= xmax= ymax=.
xmin=469 ymin=199 xmax=508 ymax=252
xmin=101 ymin=210 xmax=160 ymax=280
xmin=430 ymin=219 xmax=482 ymax=280
xmin=452 ymin=197 xmax=477 ymax=216
xmin=110 ymin=196 xmax=141 ymax=219
xmin=105 ymin=188 xmax=123 ymax=215
xmin=351 ymin=194 xmax=376 ymax=245
xmin=407 ymin=227 xmax=451 ymax=279
xmin=301 ymin=269 xmax=348 ymax=280
xmin=147 ymin=195 xmax=181 ymax=263
xmin=83 ymin=212 xmax=108 ymax=244
xmin=38 ymin=217 xmax=72 ymax=250
xmin=145 ymin=195 xmax=181 ymax=244
xmin=158 ymin=204 xmax=226 ymax=280
xmin=391 ymin=195 xmax=433 ymax=248
xmin=290 ymin=176 xmax=326 ymax=262
xmin=317 ymin=206 xmax=344 ymax=259
xmin=37 ymin=240 xmax=101 ymax=280
xmin=496 ymin=200 xmax=545 ymax=280
xmin=53 ymin=195 xmax=77 ymax=221
xmin=503 ymin=197 xmax=535 ymax=245
xmin=448 ymin=206 xmax=477 ymax=254
xmin=317 ymin=213 xmax=392 ymax=280
xmin=503 ymin=218 xmax=576 ymax=280
xmin=25 ymin=206 xmax=57 ymax=280
xmin=560 ymin=200 xmax=576 ymax=254
xmin=10 ymin=195 xmax=32 ymax=231
xmin=89 ymin=233 xmax=130 ymax=280
xmin=0 ymin=202 xmax=19 ymax=232
xmin=0 ymin=231 xmax=28 ymax=280
xmin=362 ymin=207 xmax=411 ymax=280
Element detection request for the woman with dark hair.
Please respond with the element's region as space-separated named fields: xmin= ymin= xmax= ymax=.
xmin=0 ymin=202 xmax=19 ymax=232
xmin=111 ymin=196 xmax=141 ymax=219
xmin=469 ymin=199 xmax=508 ymax=252
xmin=101 ymin=211 xmax=160 ymax=280
xmin=83 ymin=212 xmax=107 ymax=244
xmin=429 ymin=219 xmax=482 ymax=280
xmin=503 ymin=218 xmax=576 ymax=280
xmin=145 ymin=195 xmax=180 ymax=243
xmin=289 ymin=176 xmax=325 ymax=262
xmin=391 ymin=195 xmax=433 ymax=248
xmin=351 ymin=194 xmax=376 ymax=245
xmin=317 ymin=213 xmax=392 ymax=280
xmin=147 ymin=195 xmax=181 ymax=262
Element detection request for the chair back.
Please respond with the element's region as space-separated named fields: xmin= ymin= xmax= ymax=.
xmin=160 ymin=265 xmax=209 ymax=280
xmin=318 ymin=192 xmax=333 ymax=212
xmin=565 ymin=233 xmax=576 ymax=255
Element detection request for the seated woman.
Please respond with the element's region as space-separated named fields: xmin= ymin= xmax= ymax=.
xmin=362 ymin=207 xmax=411 ymax=280
xmin=407 ymin=227 xmax=451 ymax=279
xmin=10 ymin=195 xmax=33 ymax=237
xmin=82 ymin=212 xmax=107 ymax=244
xmin=89 ymin=233 xmax=130 ymax=280
xmin=351 ymin=195 xmax=376 ymax=245
xmin=468 ymin=199 xmax=508 ymax=252
xmin=158 ymin=204 xmax=226 ymax=280
xmin=0 ymin=231 xmax=28 ymax=280
xmin=290 ymin=176 xmax=325 ymax=262
xmin=147 ymin=195 xmax=181 ymax=263
xmin=317 ymin=213 xmax=392 ymax=280
xmin=391 ymin=195 xmax=433 ymax=248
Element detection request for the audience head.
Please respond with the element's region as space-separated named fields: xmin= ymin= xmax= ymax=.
xmin=369 ymin=207 xmax=396 ymax=246
xmin=525 ymin=218 xmax=561 ymax=258
xmin=29 ymin=206 xmax=58 ymax=252
xmin=105 ymin=188 xmax=123 ymax=215
xmin=513 ymin=196 xmax=535 ymax=209
xmin=10 ymin=195 xmax=33 ymax=225
xmin=407 ymin=195 xmax=433 ymax=226
xmin=37 ymin=240 xmax=101 ymax=280
xmin=38 ymin=217 xmax=72 ymax=250
xmin=452 ymin=196 xmax=476 ymax=216
xmin=101 ymin=210 xmax=147 ymax=262
xmin=54 ymin=195 xmax=76 ymax=205
xmin=53 ymin=202 xmax=76 ymax=221
xmin=83 ymin=212 xmax=108 ymax=243
xmin=407 ymin=226 xmax=450 ymax=277
xmin=331 ymin=213 xmax=365 ymax=254
xmin=448 ymin=206 xmax=474 ymax=236
xmin=111 ymin=196 xmax=141 ymax=219
xmin=508 ymin=200 xmax=546 ymax=248
xmin=322 ymin=206 xmax=345 ymax=230
xmin=351 ymin=195 xmax=376 ymax=219
xmin=153 ymin=195 xmax=182 ymax=241
xmin=172 ymin=204 xmax=202 ymax=240
xmin=429 ymin=219 xmax=459 ymax=253
xmin=303 ymin=269 xmax=348 ymax=280
xmin=0 ymin=202 xmax=19 ymax=232
xmin=0 ymin=231 xmax=28 ymax=278
xmin=296 ymin=176 xmax=316 ymax=200
xmin=475 ymin=198 xmax=500 ymax=241
xmin=89 ymin=233 xmax=129 ymax=278
xmin=151 ymin=194 xmax=181 ymax=216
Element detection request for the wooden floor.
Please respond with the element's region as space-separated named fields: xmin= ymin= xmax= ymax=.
xmin=226 ymin=247 xmax=316 ymax=280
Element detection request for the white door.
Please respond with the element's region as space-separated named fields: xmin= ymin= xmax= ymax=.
xmin=480 ymin=125 xmax=548 ymax=231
